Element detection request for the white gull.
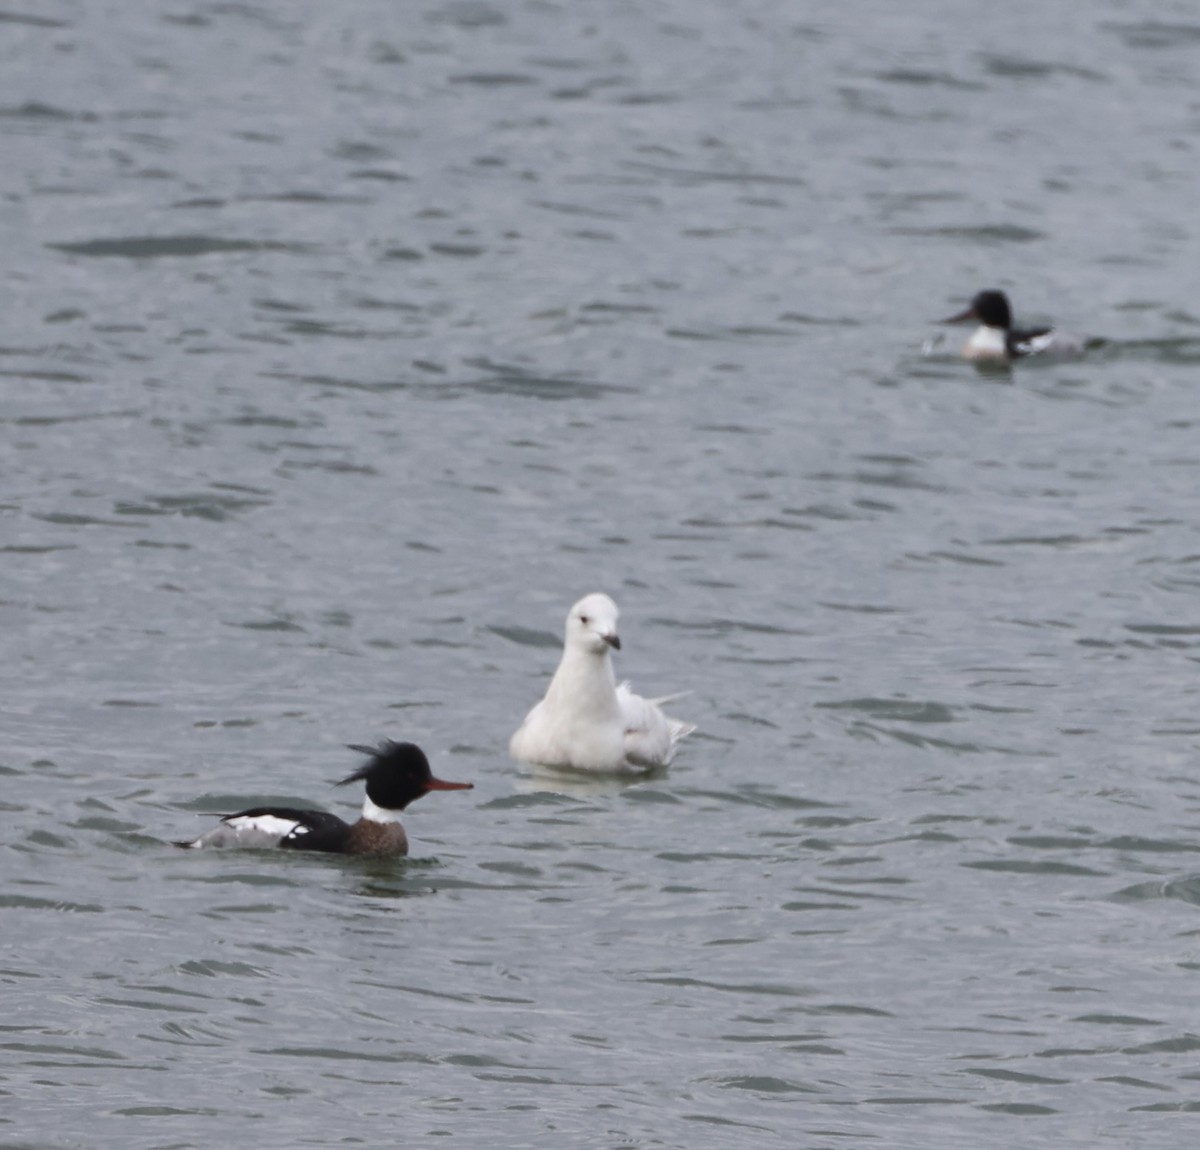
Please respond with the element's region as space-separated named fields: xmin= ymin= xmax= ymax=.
xmin=509 ymin=592 xmax=695 ymax=774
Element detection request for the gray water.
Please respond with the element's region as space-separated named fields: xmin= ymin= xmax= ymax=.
xmin=5 ymin=1 xmax=1200 ymax=1146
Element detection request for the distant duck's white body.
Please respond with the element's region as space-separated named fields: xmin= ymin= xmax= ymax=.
xmin=961 ymin=322 xmax=1011 ymax=361
xmin=509 ymin=593 xmax=694 ymax=774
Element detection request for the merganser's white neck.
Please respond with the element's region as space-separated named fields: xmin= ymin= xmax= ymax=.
xmin=362 ymin=795 xmax=405 ymax=825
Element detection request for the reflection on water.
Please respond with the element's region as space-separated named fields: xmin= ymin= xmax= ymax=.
xmin=513 ymin=762 xmax=666 ymax=798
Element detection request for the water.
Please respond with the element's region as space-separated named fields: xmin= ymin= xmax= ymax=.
xmin=5 ymin=1 xmax=1200 ymax=1146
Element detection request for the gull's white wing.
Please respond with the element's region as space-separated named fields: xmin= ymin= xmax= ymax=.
xmin=617 ymin=682 xmax=696 ymax=769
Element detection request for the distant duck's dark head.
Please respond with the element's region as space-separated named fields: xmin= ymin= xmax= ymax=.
xmin=943 ymin=289 xmax=1013 ymax=330
xmin=341 ymin=740 xmax=473 ymax=811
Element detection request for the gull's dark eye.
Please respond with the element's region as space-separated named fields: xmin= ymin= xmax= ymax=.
xmin=579 ymin=615 xmax=589 ymax=625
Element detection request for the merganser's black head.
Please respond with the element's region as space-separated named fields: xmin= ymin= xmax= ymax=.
xmin=943 ymin=289 xmax=1013 ymax=330
xmin=341 ymin=740 xmax=473 ymax=811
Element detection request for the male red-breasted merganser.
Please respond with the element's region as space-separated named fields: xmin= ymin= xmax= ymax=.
xmin=943 ymin=289 xmax=1083 ymax=362
xmin=175 ymin=740 xmax=472 ymax=855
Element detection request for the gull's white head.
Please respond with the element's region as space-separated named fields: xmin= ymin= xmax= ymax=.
xmin=566 ymin=592 xmax=621 ymax=655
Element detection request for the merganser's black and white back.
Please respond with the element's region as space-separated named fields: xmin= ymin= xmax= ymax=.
xmin=943 ymin=289 xmax=1083 ymax=362
xmin=175 ymin=741 xmax=472 ymax=856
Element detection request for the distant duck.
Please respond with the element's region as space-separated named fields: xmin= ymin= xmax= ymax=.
xmin=175 ymin=741 xmax=472 ymax=856
xmin=943 ymin=289 xmax=1084 ymax=362
xmin=509 ymin=592 xmax=695 ymax=774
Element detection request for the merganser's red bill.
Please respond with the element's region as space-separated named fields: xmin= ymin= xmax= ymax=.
xmin=942 ymin=305 xmax=978 ymax=324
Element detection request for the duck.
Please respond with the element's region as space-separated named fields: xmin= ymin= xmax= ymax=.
xmin=942 ymin=289 xmax=1083 ymax=362
xmin=509 ymin=592 xmax=695 ymax=773
xmin=175 ymin=740 xmax=472 ymax=855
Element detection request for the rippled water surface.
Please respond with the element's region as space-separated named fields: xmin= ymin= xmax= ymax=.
xmin=6 ymin=1 xmax=1200 ymax=1147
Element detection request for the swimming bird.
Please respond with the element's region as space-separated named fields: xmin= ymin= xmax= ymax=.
xmin=942 ymin=289 xmax=1083 ymax=362
xmin=175 ymin=740 xmax=472 ymax=855
xmin=509 ymin=592 xmax=695 ymax=773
